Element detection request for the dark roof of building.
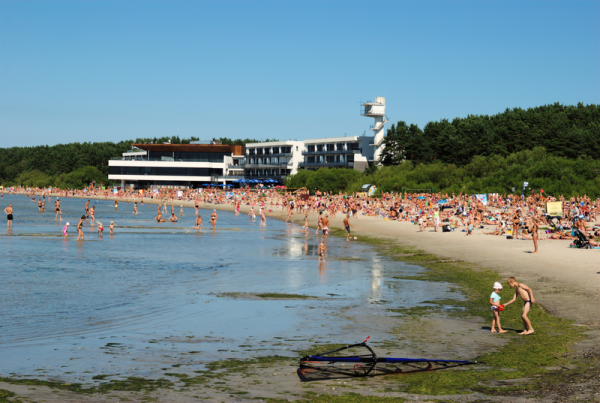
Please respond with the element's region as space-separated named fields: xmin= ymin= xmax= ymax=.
xmin=132 ymin=143 xmax=245 ymax=155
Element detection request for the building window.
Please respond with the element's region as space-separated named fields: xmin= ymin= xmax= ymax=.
xmin=316 ymin=144 xmax=324 ymax=152
xmin=326 ymin=156 xmax=335 ymax=163
xmin=307 ymin=145 xmax=315 ymax=152
xmin=327 ymin=144 xmax=335 ymax=151
xmin=307 ymin=157 xmax=315 ymax=163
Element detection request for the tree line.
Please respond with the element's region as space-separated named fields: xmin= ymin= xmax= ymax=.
xmin=379 ymin=103 xmax=600 ymax=166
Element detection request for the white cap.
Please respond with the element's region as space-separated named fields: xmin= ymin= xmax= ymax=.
xmin=493 ymin=282 xmax=503 ymax=289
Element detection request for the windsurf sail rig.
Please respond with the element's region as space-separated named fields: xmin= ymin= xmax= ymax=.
xmin=300 ymin=336 xmax=481 ymax=377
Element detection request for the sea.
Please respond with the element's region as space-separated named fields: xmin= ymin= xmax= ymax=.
xmin=0 ymin=193 xmax=462 ymax=382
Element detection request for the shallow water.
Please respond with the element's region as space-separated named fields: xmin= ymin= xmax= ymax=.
xmin=0 ymin=194 xmax=462 ymax=381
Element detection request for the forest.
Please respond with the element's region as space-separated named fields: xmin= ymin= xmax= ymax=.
xmin=286 ymin=147 xmax=600 ymax=198
xmin=379 ymin=103 xmax=600 ymax=166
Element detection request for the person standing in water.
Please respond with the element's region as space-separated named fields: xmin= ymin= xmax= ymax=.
xmin=55 ymin=199 xmax=62 ymax=220
xmin=133 ymin=202 xmax=138 ymax=214
xmin=318 ymin=240 xmax=326 ymax=263
xmin=321 ymin=213 xmax=330 ymax=244
xmin=5 ymin=203 xmax=13 ymax=229
xmin=76 ymin=215 xmax=86 ymax=241
xmin=210 ymin=209 xmax=217 ymax=230
xmin=63 ymin=222 xmax=70 ymax=239
xmin=179 ymin=205 xmax=185 ymax=217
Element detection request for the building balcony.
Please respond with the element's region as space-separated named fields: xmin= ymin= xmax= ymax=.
xmin=302 ymin=149 xmax=361 ymax=156
xmin=228 ymin=164 xmax=245 ymax=169
xmin=299 ymin=161 xmax=355 ymax=168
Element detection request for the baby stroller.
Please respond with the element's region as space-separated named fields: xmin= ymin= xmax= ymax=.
xmin=572 ymin=229 xmax=591 ymax=249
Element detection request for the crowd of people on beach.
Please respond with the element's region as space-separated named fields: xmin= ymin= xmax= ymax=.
xmin=3 ymin=186 xmax=600 ymax=252
xmin=3 ymin=184 xmax=599 ymax=339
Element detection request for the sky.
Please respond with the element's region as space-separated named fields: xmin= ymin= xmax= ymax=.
xmin=0 ymin=0 xmax=598 ymax=148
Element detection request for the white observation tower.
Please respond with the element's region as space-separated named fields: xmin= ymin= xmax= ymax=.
xmin=361 ymin=97 xmax=387 ymax=163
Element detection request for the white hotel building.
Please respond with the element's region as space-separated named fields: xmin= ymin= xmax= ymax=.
xmin=108 ymin=142 xmax=245 ymax=188
xmin=108 ymin=97 xmax=387 ymax=188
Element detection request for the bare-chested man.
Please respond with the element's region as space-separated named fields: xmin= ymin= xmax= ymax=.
xmin=343 ymin=214 xmax=353 ymax=242
xmin=505 ymin=277 xmax=535 ymax=335
xmin=37 ymin=199 xmax=42 ymax=212
xmin=155 ymin=212 xmax=166 ymax=223
xmin=321 ymin=213 xmax=330 ymax=243
xmin=169 ymin=212 xmax=178 ymax=222
xmin=4 ymin=203 xmax=13 ymax=229
xmin=85 ymin=200 xmax=90 ymax=217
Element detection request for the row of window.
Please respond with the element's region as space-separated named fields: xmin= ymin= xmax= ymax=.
xmin=109 ymin=167 xmax=224 ymax=176
xmin=246 ymin=157 xmax=291 ymax=165
xmin=306 ymin=143 xmax=360 ymax=152
xmin=248 ymin=146 xmax=294 ymax=155
xmin=306 ymin=155 xmax=354 ymax=163
xmin=245 ymin=169 xmax=291 ymax=177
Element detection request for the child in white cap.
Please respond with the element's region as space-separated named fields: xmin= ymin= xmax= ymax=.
xmin=490 ymin=282 xmax=507 ymax=333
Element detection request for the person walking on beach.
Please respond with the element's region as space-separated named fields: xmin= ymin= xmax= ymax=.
xmin=433 ymin=207 xmax=440 ymax=232
xmin=505 ymin=277 xmax=535 ymax=335
xmin=531 ymin=217 xmax=540 ymax=254
xmin=76 ymin=215 xmax=86 ymax=241
xmin=210 ymin=209 xmax=217 ymax=230
xmin=5 ymin=203 xmax=13 ymax=229
xmin=490 ymin=282 xmax=507 ymax=334
xmin=343 ymin=214 xmax=353 ymax=242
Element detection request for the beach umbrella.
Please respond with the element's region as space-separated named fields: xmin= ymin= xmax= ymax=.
xmin=202 ymin=183 xmax=210 ymax=187
xmin=250 ymin=179 xmax=262 ymax=184
xmin=263 ymin=178 xmax=278 ymax=184
xmin=417 ymin=196 xmax=426 ymax=199
xmin=232 ymin=179 xmax=241 ymax=183
xmin=226 ymin=184 xmax=234 ymax=187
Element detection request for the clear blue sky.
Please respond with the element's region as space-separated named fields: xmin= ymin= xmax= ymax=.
xmin=1 ymin=1 xmax=598 ymax=148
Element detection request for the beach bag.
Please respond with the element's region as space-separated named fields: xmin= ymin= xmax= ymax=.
xmin=442 ymin=225 xmax=451 ymax=232
xmin=506 ymin=235 xmax=513 ymax=239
